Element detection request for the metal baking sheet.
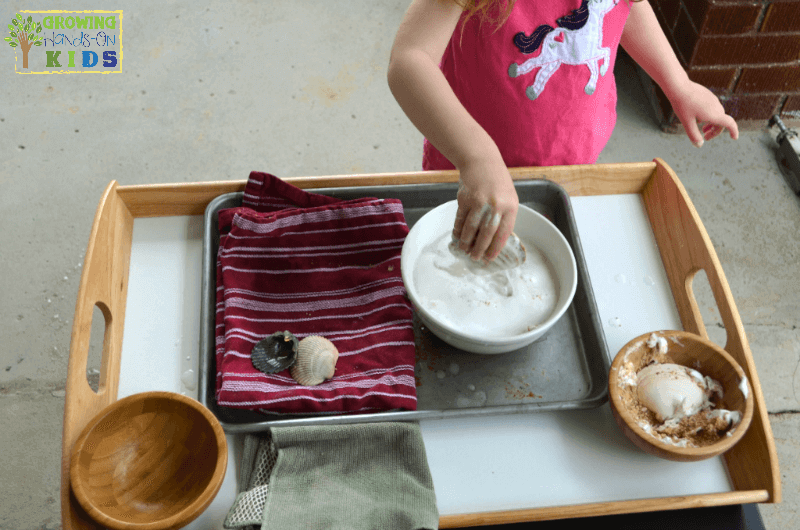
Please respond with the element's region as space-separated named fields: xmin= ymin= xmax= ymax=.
xmin=199 ymin=180 xmax=610 ymax=432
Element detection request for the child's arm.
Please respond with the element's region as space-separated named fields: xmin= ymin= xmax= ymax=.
xmin=388 ymin=0 xmax=519 ymax=262
xmin=620 ymin=1 xmax=738 ymax=146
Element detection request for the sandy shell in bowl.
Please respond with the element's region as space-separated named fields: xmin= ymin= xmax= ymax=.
xmin=608 ymin=330 xmax=754 ymax=462
xmin=291 ymin=336 xmax=339 ymax=386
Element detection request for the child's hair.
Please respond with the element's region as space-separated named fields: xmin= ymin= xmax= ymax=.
xmin=453 ymin=0 xmax=516 ymax=29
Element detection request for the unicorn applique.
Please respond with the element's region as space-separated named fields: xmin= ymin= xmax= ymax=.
xmin=508 ymin=0 xmax=620 ymax=100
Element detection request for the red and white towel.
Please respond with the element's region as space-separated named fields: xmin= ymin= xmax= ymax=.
xmin=214 ymin=172 xmax=417 ymax=414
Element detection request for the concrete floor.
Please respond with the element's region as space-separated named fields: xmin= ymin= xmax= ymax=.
xmin=1 ymin=1 xmax=798 ymax=529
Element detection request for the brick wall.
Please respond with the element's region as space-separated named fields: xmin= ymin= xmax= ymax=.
xmin=641 ymin=0 xmax=800 ymax=131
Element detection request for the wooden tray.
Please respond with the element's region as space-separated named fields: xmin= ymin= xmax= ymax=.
xmin=60 ymin=159 xmax=781 ymax=529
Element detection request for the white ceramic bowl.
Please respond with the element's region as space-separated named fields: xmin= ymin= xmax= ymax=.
xmin=401 ymin=201 xmax=577 ymax=354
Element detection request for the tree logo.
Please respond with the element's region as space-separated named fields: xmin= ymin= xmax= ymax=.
xmin=5 ymin=12 xmax=43 ymax=69
xmin=7 ymin=10 xmax=122 ymax=74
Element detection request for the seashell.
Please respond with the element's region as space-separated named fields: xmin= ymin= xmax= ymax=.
xmin=251 ymin=331 xmax=299 ymax=374
xmin=448 ymin=232 xmax=526 ymax=270
xmin=492 ymin=232 xmax=527 ymax=270
xmin=636 ymin=363 xmax=708 ymax=422
xmin=290 ymin=336 xmax=339 ymax=386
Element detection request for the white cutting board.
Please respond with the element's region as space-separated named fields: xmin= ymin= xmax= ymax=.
xmin=117 ymin=193 xmax=733 ymax=525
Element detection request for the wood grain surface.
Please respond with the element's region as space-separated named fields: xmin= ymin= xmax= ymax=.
xmin=69 ymin=392 xmax=227 ymax=530
xmin=61 ymin=181 xmax=134 ymax=530
xmin=438 ymin=490 xmax=769 ymax=528
xmin=114 ymin=162 xmax=657 ymax=218
xmin=643 ymin=159 xmax=781 ymax=502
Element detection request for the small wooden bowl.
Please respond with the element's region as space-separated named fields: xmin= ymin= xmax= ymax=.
xmin=609 ymin=331 xmax=754 ymax=462
xmin=70 ymin=391 xmax=228 ymax=530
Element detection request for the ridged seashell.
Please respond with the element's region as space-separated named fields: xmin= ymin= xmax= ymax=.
xmin=493 ymin=232 xmax=526 ymax=269
xmin=251 ymin=331 xmax=299 ymax=374
xmin=636 ymin=363 xmax=707 ymax=422
xmin=448 ymin=232 xmax=526 ymax=270
xmin=290 ymin=336 xmax=339 ymax=386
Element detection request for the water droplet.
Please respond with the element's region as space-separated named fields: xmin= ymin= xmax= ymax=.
xmin=63 ymin=276 xmax=68 ymax=281
xmin=53 ymin=314 xmax=59 ymax=319
xmin=181 ymin=369 xmax=197 ymax=390
xmin=449 ymin=363 xmax=459 ymax=375
xmin=185 ymin=355 xmax=191 ymax=361
xmin=614 ymin=274 xmax=627 ymax=284
xmin=468 ymin=384 xmax=476 ymax=391
xmin=47 ymin=299 xmax=51 ymax=303
xmin=436 ymin=370 xmax=446 ymax=380
xmin=455 ymin=390 xmax=487 ymax=408
xmin=608 ymin=317 xmax=622 ymax=328
xmin=644 ymin=275 xmax=655 ymax=286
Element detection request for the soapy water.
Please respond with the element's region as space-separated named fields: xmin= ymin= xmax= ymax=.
xmin=414 ymin=232 xmax=559 ymax=338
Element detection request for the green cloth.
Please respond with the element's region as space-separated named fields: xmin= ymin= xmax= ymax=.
xmin=225 ymin=422 xmax=439 ymax=530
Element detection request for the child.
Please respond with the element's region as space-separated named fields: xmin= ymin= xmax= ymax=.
xmin=388 ymin=0 xmax=738 ymax=262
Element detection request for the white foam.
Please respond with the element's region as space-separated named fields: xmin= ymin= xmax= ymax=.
xmin=414 ymin=233 xmax=559 ymax=338
xmin=739 ymin=375 xmax=749 ymax=399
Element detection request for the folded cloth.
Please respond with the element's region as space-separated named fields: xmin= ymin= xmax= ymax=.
xmin=224 ymin=423 xmax=439 ymax=530
xmin=215 ymin=172 xmax=418 ymax=414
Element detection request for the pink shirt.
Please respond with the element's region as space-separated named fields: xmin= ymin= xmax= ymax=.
xmin=423 ymin=0 xmax=631 ymax=170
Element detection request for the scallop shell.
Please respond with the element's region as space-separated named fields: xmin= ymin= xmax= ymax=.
xmin=492 ymin=232 xmax=526 ymax=269
xmin=290 ymin=336 xmax=339 ymax=386
xmin=251 ymin=331 xmax=299 ymax=374
xmin=636 ymin=363 xmax=707 ymax=422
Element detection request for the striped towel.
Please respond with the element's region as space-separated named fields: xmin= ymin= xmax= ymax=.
xmin=214 ymin=172 xmax=417 ymax=414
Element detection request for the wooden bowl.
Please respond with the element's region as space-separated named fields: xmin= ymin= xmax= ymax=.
xmin=608 ymin=331 xmax=754 ymax=462
xmin=70 ymin=391 xmax=227 ymax=530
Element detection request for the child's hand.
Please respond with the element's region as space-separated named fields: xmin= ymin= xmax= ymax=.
xmin=453 ymin=158 xmax=519 ymax=262
xmin=668 ymin=79 xmax=739 ymax=147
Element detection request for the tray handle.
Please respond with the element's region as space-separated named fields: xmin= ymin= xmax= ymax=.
xmin=643 ymin=159 xmax=780 ymax=502
xmin=60 ymin=181 xmax=134 ymax=530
